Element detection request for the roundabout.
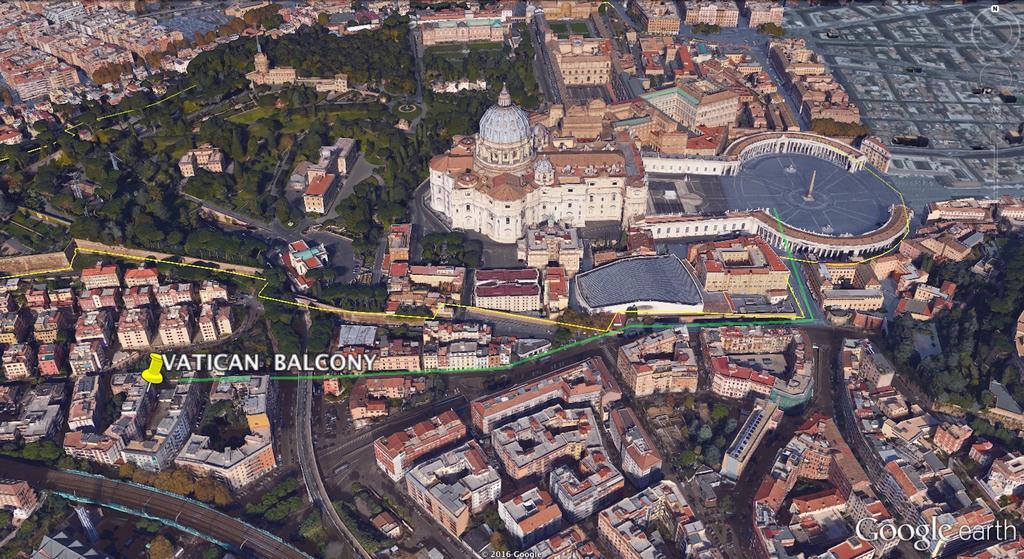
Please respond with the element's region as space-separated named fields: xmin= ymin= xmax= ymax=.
xmin=396 ymin=103 xmax=419 ymax=114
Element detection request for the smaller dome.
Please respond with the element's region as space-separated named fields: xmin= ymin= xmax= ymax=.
xmin=534 ymin=157 xmax=554 ymax=175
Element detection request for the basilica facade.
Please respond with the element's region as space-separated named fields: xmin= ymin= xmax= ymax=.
xmin=428 ymin=86 xmax=649 ymax=244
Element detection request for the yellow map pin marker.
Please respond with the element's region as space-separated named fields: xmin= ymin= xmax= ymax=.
xmin=141 ymin=353 xmax=164 ymax=384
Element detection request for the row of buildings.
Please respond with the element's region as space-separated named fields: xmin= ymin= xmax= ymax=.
xmin=328 ymin=321 xmax=516 ymax=380
xmin=836 ymin=338 xmax=1008 ymax=558
xmin=808 ymin=195 xmax=1024 ymax=323
xmin=370 ymin=356 xmax=712 ymax=559
xmin=628 ymin=0 xmax=784 ymax=35
xmin=381 ymin=223 xmax=463 ymax=316
xmin=1 ymin=266 xmax=233 ymax=380
xmin=61 ymin=371 xmax=277 ymax=490
xmin=0 ymin=1 xmax=186 ymax=101
xmin=751 ymin=413 xmax=902 ymax=559
xmin=769 ymin=38 xmax=861 ymax=125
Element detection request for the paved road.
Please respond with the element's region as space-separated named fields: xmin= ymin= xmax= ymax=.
xmin=531 ymin=14 xmax=564 ymax=104
xmin=0 ymin=457 xmax=310 ymax=559
xmin=296 ymin=377 xmax=368 ymax=559
xmin=316 ymin=394 xmax=467 ymax=463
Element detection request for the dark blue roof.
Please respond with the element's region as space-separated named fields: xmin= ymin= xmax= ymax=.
xmin=575 ymin=255 xmax=702 ymax=309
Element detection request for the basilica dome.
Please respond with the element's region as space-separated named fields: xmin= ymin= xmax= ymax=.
xmin=478 ymin=85 xmax=532 ymax=146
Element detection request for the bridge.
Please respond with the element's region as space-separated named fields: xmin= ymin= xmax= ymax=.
xmin=0 ymin=458 xmax=312 ymax=559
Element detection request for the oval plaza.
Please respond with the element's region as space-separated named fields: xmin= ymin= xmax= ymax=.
xmin=427 ymin=93 xmax=908 ymax=314
xmin=638 ymin=131 xmax=908 ymax=260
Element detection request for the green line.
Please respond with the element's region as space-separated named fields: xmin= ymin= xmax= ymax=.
xmin=172 ymin=214 xmax=822 ymax=383
xmin=174 ymin=317 xmax=814 ymax=383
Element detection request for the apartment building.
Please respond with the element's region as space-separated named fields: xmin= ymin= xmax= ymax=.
xmin=684 ymin=1 xmax=739 ymax=27
xmin=122 ymin=380 xmax=200 ymax=472
xmin=75 ymin=310 xmax=114 ymax=346
xmin=933 ymin=423 xmax=973 ymax=455
xmin=597 ymin=481 xmax=695 ymax=559
xmin=690 ymin=236 xmax=791 ymax=297
xmin=470 ymin=357 xmax=621 ymax=433
xmin=67 ymin=375 xmax=102 ymax=431
xmin=0 ymin=312 xmax=28 ymax=344
xmin=0 ymin=45 xmax=80 ymax=100
xmin=404 ymin=441 xmax=501 ymax=537
xmin=123 ymin=286 xmax=155 ymax=308
xmin=526 ymin=525 xmax=600 ymax=558
xmin=78 ymin=287 xmax=120 ymax=312
xmin=617 ymin=328 xmax=698 ymax=396
xmin=80 ymin=264 xmax=120 ymax=290
xmin=374 ymin=409 xmax=466 ymax=481
xmin=33 ymin=309 xmax=67 ymax=343
xmin=0 ymin=384 xmax=66 ymax=443
xmin=2 ymin=344 xmax=35 ymax=380
xmin=198 ymin=281 xmax=228 ymax=304
xmin=37 ymin=344 xmax=67 ymax=377
xmin=67 ymin=341 xmax=108 ymax=375
xmin=709 ymin=356 xmax=775 ymax=400
xmin=0 ymin=479 xmax=38 ymax=519
xmin=157 ymin=305 xmax=193 ymax=347
xmin=175 ymin=433 xmax=277 ymax=490
xmin=373 ymin=339 xmax=422 ymax=372
xmin=721 ymin=399 xmax=781 ymax=480
xmin=492 ymin=405 xmax=602 ymax=480
xmin=608 ymin=407 xmax=663 ymax=487
xmin=51 ymin=288 xmax=74 ymax=309
xmin=156 ymin=283 xmax=194 ymax=307
xmin=42 ymin=2 xmax=86 ymax=25
xmin=628 ymin=0 xmax=681 ymax=35
xmin=124 ymin=267 xmax=160 ymax=288
xmin=23 ymin=285 xmax=50 ymax=309
xmin=498 ymin=487 xmax=563 ymax=547
xmin=63 ymin=431 xmax=125 ymax=465
xmin=473 ymin=268 xmax=543 ymax=312
xmin=197 ymin=304 xmax=218 ymax=342
xmin=117 ymin=307 xmax=153 ymax=349
xmin=549 ymin=450 xmax=625 ymax=522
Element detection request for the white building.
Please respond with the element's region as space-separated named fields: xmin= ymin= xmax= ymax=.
xmin=428 ymin=86 xmax=648 ymax=244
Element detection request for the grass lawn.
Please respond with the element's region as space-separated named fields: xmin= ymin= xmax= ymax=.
xmin=227 ymin=106 xmax=276 ymax=125
xmin=549 ymin=21 xmax=591 ymax=38
xmin=280 ymin=113 xmax=315 ymax=133
xmin=570 ymin=21 xmax=591 ymax=35
xmin=426 ymin=42 xmax=503 ymax=57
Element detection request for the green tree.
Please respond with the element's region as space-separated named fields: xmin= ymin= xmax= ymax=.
xmin=148 ymin=535 xmax=174 ymax=559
